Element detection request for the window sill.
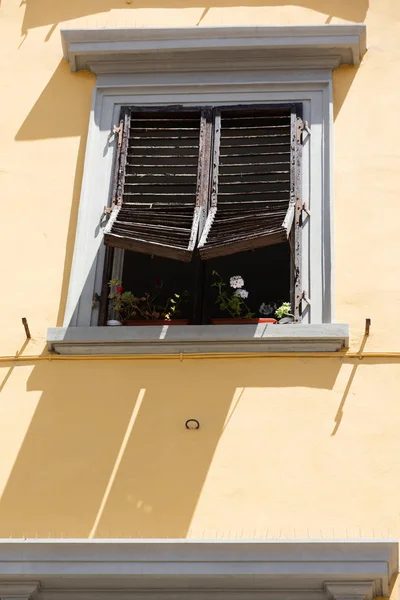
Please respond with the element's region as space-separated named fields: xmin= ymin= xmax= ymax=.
xmin=47 ymin=324 xmax=349 ymax=355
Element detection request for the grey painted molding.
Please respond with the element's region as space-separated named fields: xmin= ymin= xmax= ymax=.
xmin=0 ymin=582 xmax=40 ymax=600
xmin=60 ymin=25 xmax=367 ymax=74
xmin=325 ymin=582 xmax=378 ymax=600
xmin=47 ymin=323 xmax=349 ymax=354
xmin=0 ymin=540 xmax=395 ymax=599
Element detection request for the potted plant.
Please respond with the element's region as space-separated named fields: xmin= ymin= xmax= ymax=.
xmin=108 ymin=278 xmax=189 ymax=325
xmin=209 ymin=271 xmax=277 ymax=325
xmin=275 ymin=302 xmax=295 ymax=324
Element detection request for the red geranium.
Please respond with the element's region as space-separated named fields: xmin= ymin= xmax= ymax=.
xmin=116 ymin=286 xmax=123 ymax=293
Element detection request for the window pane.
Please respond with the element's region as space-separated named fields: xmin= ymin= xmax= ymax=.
xmin=205 ymin=243 xmax=290 ymax=320
xmin=121 ymin=250 xmax=195 ymax=321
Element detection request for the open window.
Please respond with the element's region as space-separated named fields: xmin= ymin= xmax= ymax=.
xmin=99 ymin=103 xmax=304 ymax=326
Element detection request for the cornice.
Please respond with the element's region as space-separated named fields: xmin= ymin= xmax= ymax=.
xmin=60 ymin=25 xmax=367 ymax=75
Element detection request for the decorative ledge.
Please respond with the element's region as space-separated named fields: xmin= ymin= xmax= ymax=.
xmin=0 ymin=539 xmax=396 ymax=600
xmin=47 ymin=323 xmax=349 ymax=355
xmin=60 ymin=25 xmax=367 ymax=74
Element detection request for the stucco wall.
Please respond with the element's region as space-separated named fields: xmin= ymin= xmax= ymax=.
xmin=1 ymin=0 xmax=400 ymax=540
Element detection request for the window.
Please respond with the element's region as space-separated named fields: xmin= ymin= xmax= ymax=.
xmin=98 ymin=104 xmax=304 ymax=326
xmin=49 ymin=26 xmax=361 ymax=352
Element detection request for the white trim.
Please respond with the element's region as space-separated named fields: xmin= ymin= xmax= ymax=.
xmin=0 ymin=540 xmax=395 ymax=600
xmin=62 ymin=70 xmax=333 ymax=327
xmin=60 ymin=25 xmax=366 ymax=74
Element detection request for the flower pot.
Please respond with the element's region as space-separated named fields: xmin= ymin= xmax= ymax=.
xmin=123 ymin=319 xmax=190 ymax=326
xmin=279 ymin=317 xmax=295 ymax=324
xmin=209 ymin=318 xmax=277 ymax=325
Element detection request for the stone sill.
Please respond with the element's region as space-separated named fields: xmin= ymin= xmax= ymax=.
xmin=47 ymin=323 xmax=349 ymax=355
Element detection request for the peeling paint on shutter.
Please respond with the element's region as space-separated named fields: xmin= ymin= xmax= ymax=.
xmin=292 ymin=107 xmax=303 ymax=322
xmin=104 ymin=106 xmax=211 ymax=262
xmin=198 ymin=105 xmax=301 ymax=260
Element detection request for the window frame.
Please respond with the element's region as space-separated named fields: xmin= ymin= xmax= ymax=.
xmin=63 ymin=69 xmax=333 ymax=328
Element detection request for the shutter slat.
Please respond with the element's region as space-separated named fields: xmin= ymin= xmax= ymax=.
xmin=130 ymin=132 xmax=200 ymax=139
xmin=218 ymin=173 xmax=289 ymax=182
xmin=220 ymin=155 xmax=290 ymax=166
xmin=199 ymin=106 xmax=300 ymax=259
xmin=220 ymin=139 xmax=290 ymax=147
xmin=104 ymin=108 xmax=208 ymax=261
xmin=219 ymin=145 xmax=289 ymax=154
xmin=125 ymin=174 xmax=198 ymax=181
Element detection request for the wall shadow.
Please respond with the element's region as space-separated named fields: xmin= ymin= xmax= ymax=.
xmin=0 ymin=358 xmax=341 ymax=537
xmin=16 ymin=61 xmax=94 ymax=140
xmin=21 ymin=0 xmax=369 ymax=38
xmin=332 ymin=65 xmax=359 ymax=121
xmin=16 ymin=61 xmax=95 ymax=327
xmin=331 ymin=329 xmax=370 ymax=435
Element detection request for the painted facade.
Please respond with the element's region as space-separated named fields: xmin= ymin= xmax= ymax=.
xmin=1 ymin=0 xmax=400 ymax=553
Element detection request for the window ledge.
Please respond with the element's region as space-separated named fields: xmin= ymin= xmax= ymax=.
xmin=60 ymin=24 xmax=367 ymax=74
xmin=47 ymin=324 xmax=349 ymax=355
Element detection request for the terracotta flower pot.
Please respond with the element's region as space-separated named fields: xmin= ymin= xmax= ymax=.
xmin=209 ymin=318 xmax=277 ymax=325
xmin=123 ymin=319 xmax=190 ymax=326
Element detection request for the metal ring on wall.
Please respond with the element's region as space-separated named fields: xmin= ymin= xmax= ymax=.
xmin=185 ymin=419 xmax=200 ymax=430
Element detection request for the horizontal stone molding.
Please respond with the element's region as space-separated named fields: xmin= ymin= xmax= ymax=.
xmin=0 ymin=581 xmax=40 ymax=600
xmin=0 ymin=540 xmax=395 ymax=600
xmin=60 ymin=25 xmax=367 ymax=74
xmin=47 ymin=323 xmax=349 ymax=355
xmin=325 ymin=582 xmax=378 ymax=600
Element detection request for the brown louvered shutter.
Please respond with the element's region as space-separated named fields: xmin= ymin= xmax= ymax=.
xmin=198 ymin=105 xmax=302 ymax=259
xmin=104 ymin=107 xmax=212 ymax=262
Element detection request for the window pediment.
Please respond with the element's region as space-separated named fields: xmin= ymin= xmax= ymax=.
xmin=60 ymin=25 xmax=366 ymax=75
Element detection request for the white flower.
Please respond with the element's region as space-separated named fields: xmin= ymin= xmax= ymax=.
xmin=230 ymin=275 xmax=244 ymax=289
xmin=259 ymin=302 xmax=278 ymax=316
xmin=235 ymin=288 xmax=249 ymax=299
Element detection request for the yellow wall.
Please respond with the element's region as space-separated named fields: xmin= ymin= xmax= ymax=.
xmin=1 ymin=0 xmax=400 ymax=540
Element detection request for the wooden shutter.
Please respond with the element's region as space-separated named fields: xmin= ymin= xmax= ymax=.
xmin=198 ymin=105 xmax=302 ymax=259
xmin=104 ymin=107 xmax=211 ymax=262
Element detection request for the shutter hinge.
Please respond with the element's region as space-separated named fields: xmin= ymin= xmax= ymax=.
xmin=302 ymin=290 xmax=311 ymax=306
xmin=92 ymin=292 xmax=101 ymax=309
xmin=101 ymin=205 xmax=113 ymax=225
xmin=112 ymin=122 xmax=124 ymax=146
xmin=297 ymin=120 xmax=311 ymax=143
xmin=302 ymin=202 xmax=311 ymax=218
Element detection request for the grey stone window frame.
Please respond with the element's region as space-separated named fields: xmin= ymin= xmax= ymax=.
xmin=48 ymin=26 xmax=366 ymax=354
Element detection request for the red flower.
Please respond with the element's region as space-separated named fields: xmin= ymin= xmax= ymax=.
xmin=116 ymin=286 xmax=123 ymax=293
